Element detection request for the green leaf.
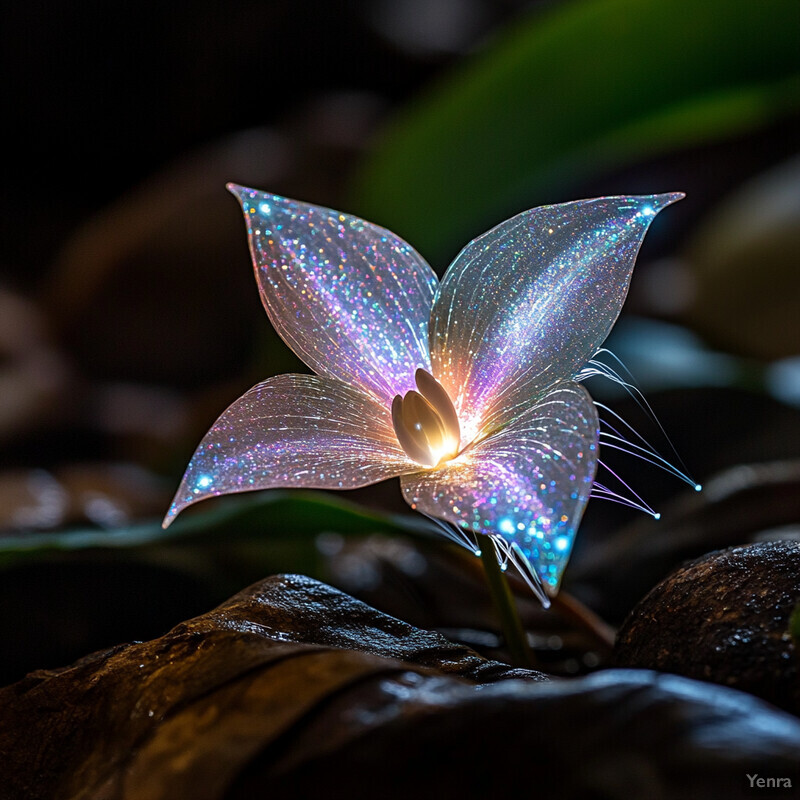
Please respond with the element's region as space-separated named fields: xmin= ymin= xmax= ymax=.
xmin=351 ymin=0 xmax=800 ymax=265
xmin=0 ymin=490 xmax=434 ymax=567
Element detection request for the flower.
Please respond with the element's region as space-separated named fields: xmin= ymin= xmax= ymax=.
xmin=164 ymin=185 xmax=682 ymax=602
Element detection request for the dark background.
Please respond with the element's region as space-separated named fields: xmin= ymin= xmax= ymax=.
xmin=2 ymin=0 xmax=509 ymax=289
xmin=1 ymin=0 xmax=799 ymax=683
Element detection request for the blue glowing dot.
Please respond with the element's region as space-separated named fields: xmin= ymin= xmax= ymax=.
xmin=642 ymin=206 xmax=654 ymax=216
xmin=196 ymin=475 xmax=213 ymax=489
xmin=554 ymin=535 xmax=570 ymax=552
xmin=654 ymin=512 xmax=661 ymax=520
xmin=258 ymin=202 xmax=272 ymax=215
xmin=695 ymin=483 xmax=703 ymax=492
xmin=498 ymin=518 xmax=515 ymax=536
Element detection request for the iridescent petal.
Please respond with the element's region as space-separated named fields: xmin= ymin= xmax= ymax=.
xmin=430 ymin=194 xmax=682 ymax=443
xmin=164 ymin=374 xmax=419 ymax=527
xmin=400 ymin=382 xmax=599 ymax=594
xmin=229 ymin=185 xmax=438 ymax=405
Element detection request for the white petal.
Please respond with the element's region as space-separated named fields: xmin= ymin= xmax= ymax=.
xmin=165 ymin=374 xmax=419 ymax=526
xmin=230 ymin=185 xmax=438 ymax=405
xmin=400 ymin=382 xmax=599 ymax=594
xmin=430 ymin=194 xmax=682 ymax=442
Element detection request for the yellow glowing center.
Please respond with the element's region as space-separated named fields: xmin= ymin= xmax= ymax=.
xmin=392 ymin=369 xmax=461 ymax=467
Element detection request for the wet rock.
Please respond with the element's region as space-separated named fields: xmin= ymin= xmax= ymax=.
xmin=207 ymin=574 xmax=542 ymax=684
xmin=260 ymin=670 xmax=800 ymax=800
xmin=1 ymin=574 xmax=798 ymax=800
xmin=615 ymin=541 xmax=800 ymax=715
xmin=0 ymin=575 xmax=540 ymax=800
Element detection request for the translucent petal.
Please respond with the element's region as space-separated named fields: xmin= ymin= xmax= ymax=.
xmin=164 ymin=374 xmax=419 ymax=526
xmin=400 ymin=382 xmax=599 ymax=594
xmin=229 ymin=185 xmax=438 ymax=405
xmin=430 ymin=194 xmax=683 ymax=443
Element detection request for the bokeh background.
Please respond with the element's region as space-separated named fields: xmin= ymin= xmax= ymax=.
xmin=2 ymin=0 xmax=799 ymax=683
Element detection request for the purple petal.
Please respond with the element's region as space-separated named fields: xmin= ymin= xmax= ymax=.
xmin=164 ymin=374 xmax=419 ymax=526
xmin=400 ymin=382 xmax=599 ymax=594
xmin=430 ymin=194 xmax=683 ymax=443
xmin=229 ymin=185 xmax=438 ymax=405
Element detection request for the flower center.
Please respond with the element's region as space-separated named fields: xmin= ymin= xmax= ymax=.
xmin=391 ymin=369 xmax=461 ymax=467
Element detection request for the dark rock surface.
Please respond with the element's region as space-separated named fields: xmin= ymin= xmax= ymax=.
xmin=616 ymin=540 xmax=800 ymax=715
xmin=1 ymin=574 xmax=798 ymax=800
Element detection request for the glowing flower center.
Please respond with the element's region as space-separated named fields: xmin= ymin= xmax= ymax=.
xmin=391 ymin=368 xmax=461 ymax=468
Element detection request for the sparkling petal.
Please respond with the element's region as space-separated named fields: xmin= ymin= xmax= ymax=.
xmin=430 ymin=194 xmax=682 ymax=442
xmin=164 ymin=374 xmax=419 ymax=526
xmin=400 ymin=382 xmax=599 ymax=594
xmin=229 ymin=185 xmax=438 ymax=405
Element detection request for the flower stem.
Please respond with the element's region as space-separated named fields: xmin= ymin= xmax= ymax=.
xmin=478 ymin=541 xmax=533 ymax=669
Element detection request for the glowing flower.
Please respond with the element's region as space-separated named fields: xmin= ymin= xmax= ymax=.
xmin=164 ymin=185 xmax=682 ymax=602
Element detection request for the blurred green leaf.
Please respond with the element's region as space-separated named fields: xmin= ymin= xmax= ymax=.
xmin=0 ymin=490 xmax=434 ymax=566
xmin=351 ymin=0 xmax=800 ymax=264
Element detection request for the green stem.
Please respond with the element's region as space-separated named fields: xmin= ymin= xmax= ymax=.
xmin=479 ymin=539 xmax=533 ymax=669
